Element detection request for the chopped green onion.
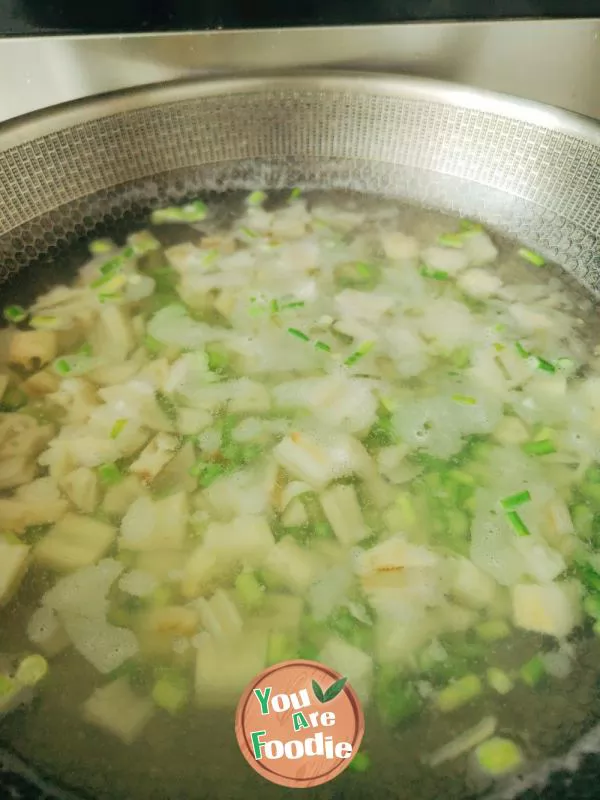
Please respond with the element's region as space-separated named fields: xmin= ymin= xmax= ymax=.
xmin=459 ymin=220 xmax=483 ymax=233
xmin=522 ymin=438 xmax=556 ymax=456
xmin=98 ymin=246 xmax=135 ymax=276
xmin=518 ymin=247 xmax=545 ymax=267
xmin=156 ymin=391 xmax=178 ymax=423
xmin=452 ymin=394 xmax=476 ymax=405
xmin=500 ymin=490 xmax=531 ymax=510
xmin=420 ymin=266 xmax=449 ymax=281
xmin=235 ymin=571 xmax=265 ymax=610
xmin=203 ymin=248 xmax=220 ymax=266
xmin=15 ymin=654 xmax=48 ymax=687
xmin=92 ymin=273 xmax=127 ymax=293
xmin=190 ymin=462 xmax=226 ymax=488
xmin=110 ymin=418 xmax=127 ymax=439
xmin=282 ymin=301 xmax=306 ymax=309
xmin=0 ymin=675 xmax=16 ymax=698
xmin=143 ymin=334 xmax=163 ymax=355
xmin=287 ymin=327 xmax=310 ymax=342
xmin=486 ymin=667 xmax=514 ymax=695
xmin=345 ymin=340 xmax=375 ymax=367
xmin=289 ymin=187 xmax=302 ymax=201
xmin=476 ymin=620 xmax=511 ymax=642
xmin=474 ymin=737 xmax=523 ymax=777
xmin=356 ymin=262 xmax=372 ymax=277
xmin=54 ymin=358 xmax=72 ymax=376
xmin=151 ymin=200 xmax=208 ymax=225
xmin=515 ymin=341 xmax=529 ymax=358
xmin=3 ymin=305 xmax=27 ymax=324
xmin=98 ymin=463 xmax=123 ymax=486
xmin=30 ymin=315 xmax=59 ymax=330
xmin=438 ymin=233 xmax=464 ymax=249
xmin=152 ymin=671 xmax=189 ymax=715
xmin=349 ymin=751 xmax=371 ymax=773
xmin=506 ymin=510 xmax=530 ymax=537
xmin=519 ymin=654 xmax=545 ymax=687
xmin=79 ymin=343 xmax=93 ymax=357
xmin=436 ymin=674 xmax=482 ymax=713
xmin=493 ymin=342 xmax=505 ymax=352
xmin=240 ymin=226 xmax=258 ymax=239
xmin=535 ymin=356 xmax=556 ymax=373
xmin=270 ymin=299 xmax=280 ymax=314
xmin=89 ymin=238 xmax=115 ymax=255
xmin=314 ymin=340 xmax=331 ymax=352
xmin=247 ymin=190 xmax=267 ymax=206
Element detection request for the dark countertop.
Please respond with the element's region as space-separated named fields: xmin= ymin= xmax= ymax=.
xmin=1 ymin=0 xmax=600 ymax=36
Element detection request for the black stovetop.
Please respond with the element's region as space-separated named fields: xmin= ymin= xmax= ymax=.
xmin=1 ymin=0 xmax=600 ymax=36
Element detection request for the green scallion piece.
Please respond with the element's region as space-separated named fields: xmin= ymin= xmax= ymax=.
xmin=151 ymin=200 xmax=208 ymax=225
xmin=451 ymin=394 xmax=476 ymax=405
xmin=459 ymin=220 xmax=483 ymax=233
xmin=515 ymin=341 xmax=529 ymax=358
xmin=522 ymin=438 xmax=556 ymax=456
xmin=79 ymin=343 xmax=93 ymax=357
xmin=535 ymin=356 xmax=556 ymax=373
xmin=438 ymin=233 xmax=464 ymax=249
xmin=282 ymin=301 xmax=305 ymax=309
xmin=288 ymin=328 xmax=310 ymax=342
xmin=501 ymin=490 xmax=531 ymax=510
xmin=54 ymin=358 xmax=72 ymax=376
xmin=345 ymin=341 xmax=375 ymax=367
xmin=110 ymin=418 xmax=127 ymax=439
xmin=314 ymin=340 xmax=331 ymax=352
xmin=518 ymin=248 xmax=546 ymax=267
xmin=3 ymin=305 xmax=27 ymax=324
xmin=128 ymin=231 xmax=160 ymax=254
xmin=356 ymin=262 xmax=372 ymax=277
xmin=199 ymin=463 xmax=226 ymax=488
xmin=98 ymin=463 xmax=123 ymax=485
xmin=506 ymin=510 xmax=531 ymax=537
xmin=289 ymin=187 xmax=302 ymax=201
xmin=349 ymin=751 xmax=371 ymax=773
xmin=420 ymin=266 xmax=449 ymax=281
xmin=89 ymin=238 xmax=115 ymax=255
xmin=247 ymin=190 xmax=267 ymax=206
xmin=240 ymin=226 xmax=258 ymax=239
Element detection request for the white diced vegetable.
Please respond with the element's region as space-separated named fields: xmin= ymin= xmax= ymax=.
xmin=82 ymin=678 xmax=154 ymax=744
xmin=320 ymin=484 xmax=369 ymax=546
xmin=0 ymin=538 xmax=30 ymax=606
xmin=263 ymin=537 xmax=322 ymax=594
xmin=512 ymin=582 xmax=580 ymax=639
xmin=129 ymin=433 xmax=179 ymax=485
xmin=194 ymin=630 xmax=268 ymax=707
xmin=318 ymin=637 xmax=373 ymax=703
xmin=193 ymin=590 xmax=243 ymax=640
xmin=60 ymin=466 xmax=98 ymax=513
xmin=120 ymin=491 xmax=188 ymax=552
xmin=27 ymin=606 xmax=70 ymax=657
xmin=35 ymin=513 xmax=115 ymax=572
xmin=450 ymin=558 xmax=498 ymax=610
xmin=202 ymin=515 xmax=275 ymax=568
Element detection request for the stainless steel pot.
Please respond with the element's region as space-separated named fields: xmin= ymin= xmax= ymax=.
xmin=0 ymin=71 xmax=599 ymax=800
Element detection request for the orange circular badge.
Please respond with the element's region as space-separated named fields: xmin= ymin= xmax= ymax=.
xmin=235 ymin=659 xmax=364 ymax=788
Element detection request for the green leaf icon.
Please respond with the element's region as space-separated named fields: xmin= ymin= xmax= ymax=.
xmin=312 ymin=676 xmax=348 ymax=703
xmin=323 ymin=676 xmax=348 ymax=702
xmin=312 ymin=679 xmax=325 ymax=703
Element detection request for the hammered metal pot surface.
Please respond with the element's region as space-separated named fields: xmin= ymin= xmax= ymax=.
xmin=0 ymin=71 xmax=600 ymax=800
xmin=0 ymin=72 xmax=599 ymax=290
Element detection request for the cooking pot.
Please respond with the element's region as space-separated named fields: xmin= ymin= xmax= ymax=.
xmin=0 ymin=71 xmax=599 ymax=800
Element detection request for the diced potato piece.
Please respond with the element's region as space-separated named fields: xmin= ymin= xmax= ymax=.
xmin=22 ymin=370 xmax=60 ymax=397
xmin=458 ymin=269 xmax=502 ymax=299
xmin=319 ymin=637 xmax=373 ymax=703
xmin=135 ymin=550 xmax=186 ymax=581
xmin=9 ymin=330 xmax=57 ymax=370
xmin=202 ymin=515 xmax=275 ymax=569
xmin=450 ymin=558 xmax=498 ymax=609
xmin=512 ymin=582 xmax=580 ymax=638
xmin=273 ymin=432 xmax=351 ymax=490
xmin=320 ymin=484 xmax=369 ymax=546
xmin=228 ymin=379 xmax=271 ymax=414
xmin=421 ymin=246 xmax=469 ymax=275
xmin=103 ymin=474 xmax=148 ymax=517
xmin=82 ymin=678 xmax=154 ymax=744
xmin=356 ymin=535 xmax=439 ymax=576
xmin=129 ymin=433 xmax=179 ymax=485
xmin=195 ymin=630 xmax=268 ymax=707
xmin=0 ymin=539 xmax=30 ymax=606
xmin=255 ymin=594 xmax=304 ymax=632
xmin=263 ymin=537 xmax=322 ymax=594
xmin=120 ymin=491 xmax=188 ymax=552
xmin=0 ymin=477 xmax=68 ymax=533
xmin=381 ymin=231 xmax=420 ymax=261
xmin=194 ymin=590 xmax=243 ymax=640
xmin=27 ymin=606 xmax=70 ymax=657
xmin=35 ymin=513 xmax=115 ymax=572
xmin=180 ymin=546 xmax=225 ymax=599
xmin=61 ymin=467 xmax=98 ymax=513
